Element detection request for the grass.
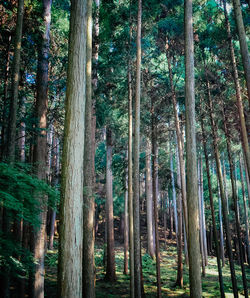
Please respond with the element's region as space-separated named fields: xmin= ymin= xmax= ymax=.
xmin=44 ymin=241 xmax=250 ymax=297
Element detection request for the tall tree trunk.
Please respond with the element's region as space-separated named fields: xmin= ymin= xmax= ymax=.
xmin=124 ymin=178 xmax=129 ymax=275
xmin=18 ymin=97 xmax=26 ymax=162
xmin=151 ymin=109 xmax=161 ymax=297
xmin=145 ymin=138 xmax=155 ymax=258
xmin=128 ymin=33 xmax=134 ymax=298
xmin=205 ymin=78 xmax=238 ymax=297
xmin=105 ymin=128 xmax=116 ymax=281
xmin=7 ymin=0 xmax=24 ymax=162
xmin=198 ymin=158 xmax=206 ymax=277
xmin=222 ymin=0 xmax=250 ymax=180
xmin=218 ymin=192 xmax=225 ymax=267
xmin=58 ymin=0 xmax=86 ymax=295
xmin=200 ymin=112 xmax=225 ymax=298
xmin=175 ymin=144 xmax=183 ymax=288
xmin=167 ymin=50 xmax=188 ymax=241
xmin=222 ymin=157 xmax=229 ymax=215
xmin=184 ymin=1 xmax=202 ymax=296
xmin=170 ymin=152 xmax=178 ymax=236
xmin=232 ymin=0 xmax=250 ymax=105
xmin=133 ymin=0 xmax=142 ymax=296
xmin=221 ymin=100 xmax=248 ymax=297
xmin=82 ymin=0 xmax=95 ymax=295
xmin=32 ymin=1 xmax=51 ymax=297
xmin=239 ymin=156 xmax=250 ymax=266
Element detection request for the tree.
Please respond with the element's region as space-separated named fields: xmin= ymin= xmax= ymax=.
xmin=82 ymin=0 xmax=95 ymax=295
xmin=184 ymin=0 xmax=202 ymax=296
xmin=58 ymin=0 xmax=87 ymax=295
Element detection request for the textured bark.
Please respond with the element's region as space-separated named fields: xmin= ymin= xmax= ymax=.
xmin=151 ymin=112 xmax=161 ymax=298
xmin=133 ymin=0 xmax=142 ymax=296
xmin=170 ymin=152 xmax=178 ymax=235
xmin=184 ymin=1 xmax=202 ymax=296
xmin=82 ymin=0 xmax=95 ymax=295
xmin=18 ymin=97 xmax=26 ymax=162
xmin=145 ymin=138 xmax=155 ymax=258
xmin=222 ymin=158 xmax=229 ymax=215
xmin=232 ymin=0 xmax=250 ymax=105
xmin=32 ymin=1 xmax=51 ymax=297
xmin=7 ymin=0 xmax=24 ymax=162
xmin=239 ymin=157 xmax=250 ymax=266
xmin=198 ymin=159 xmax=206 ymax=277
xmin=175 ymin=145 xmax=183 ymax=288
xmin=200 ymin=113 xmax=225 ymax=298
xmin=58 ymin=0 xmax=86 ymax=296
xmin=124 ymin=182 xmax=129 ymax=275
xmin=218 ymin=192 xmax=225 ymax=267
xmin=167 ymin=51 xmax=188 ymax=240
xmin=206 ymin=79 xmax=238 ymax=297
xmin=128 ymin=36 xmax=134 ymax=298
xmin=222 ymin=0 xmax=250 ymax=181
xmin=105 ymin=128 xmax=116 ymax=282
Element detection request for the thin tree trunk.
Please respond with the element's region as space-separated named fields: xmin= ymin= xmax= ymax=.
xmin=218 ymin=192 xmax=225 ymax=267
xmin=58 ymin=0 xmax=86 ymax=295
xmin=200 ymin=112 xmax=225 ymax=298
xmin=7 ymin=0 xmax=24 ymax=162
xmin=232 ymin=0 xmax=250 ymax=105
xmin=184 ymin=1 xmax=202 ymax=296
xmin=124 ymin=181 xmax=129 ymax=275
xmin=105 ymin=128 xmax=116 ymax=282
xmin=128 ymin=35 xmax=135 ymax=298
xmin=205 ymin=78 xmax=238 ymax=297
xmin=222 ymin=157 xmax=229 ymax=215
xmin=151 ymin=110 xmax=161 ymax=298
xmin=18 ymin=97 xmax=26 ymax=162
xmin=222 ymin=0 xmax=250 ymax=181
xmin=133 ymin=0 xmax=142 ymax=296
xmin=82 ymin=0 xmax=95 ymax=295
xmin=32 ymin=1 xmax=52 ymax=296
xmin=239 ymin=156 xmax=250 ymax=266
xmin=198 ymin=158 xmax=206 ymax=277
xmin=145 ymin=138 xmax=155 ymax=258
xmin=176 ymin=144 xmax=183 ymax=288
xmin=170 ymin=152 xmax=178 ymax=235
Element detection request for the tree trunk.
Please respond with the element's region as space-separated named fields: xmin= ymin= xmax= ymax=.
xmin=6 ymin=0 xmax=24 ymax=162
xmin=18 ymin=97 xmax=26 ymax=162
xmin=184 ymin=1 xmax=202 ymax=296
xmin=200 ymin=112 xmax=225 ymax=298
xmin=124 ymin=180 xmax=129 ymax=275
xmin=198 ymin=158 xmax=206 ymax=277
xmin=222 ymin=0 xmax=250 ymax=181
xmin=133 ymin=0 xmax=142 ymax=296
xmin=239 ymin=157 xmax=250 ymax=266
xmin=145 ymin=138 xmax=155 ymax=258
xmin=170 ymin=152 xmax=178 ymax=235
xmin=58 ymin=0 xmax=86 ymax=295
xmin=175 ymin=144 xmax=183 ymax=288
xmin=105 ymin=128 xmax=116 ymax=282
xmin=82 ymin=0 xmax=95 ymax=295
xmin=151 ymin=109 xmax=161 ymax=298
xmin=232 ymin=0 xmax=250 ymax=105
xmin=32 ymin=1 xmax=52 ymax=297
xmin=205 ymin=78 xmax=238 ymax=297
xmin=222 ymin=158 xmax=229 ymax=215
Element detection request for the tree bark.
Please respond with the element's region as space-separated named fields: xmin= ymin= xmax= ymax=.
xmin=105 ymin=128 xmax=116 ymax=282
xmin=7 ymin=0 xmax=24 ymax=162
xmin=58 ymin=0 xmax=87 ymax=295
xmin=133 ymin=0 xmax=142 ymax=296
xmin=82 ymin=0 xmax=95 ymax=295
xmin=170 ymin=152 xmax=178 ymax=235
xmin=124 ymin=180 xmax=129 ymax=275
xmin=151 ymin=107 xmax=161 ymax=298
xmin=145 ymin=138 xmax=155 ymax=258
xmin=232 ymin=0 xmax=250 ymax=105
xmin=32 ymin=1 xmax=52 ymax=297
xmin=184 ymin=1 xmax=202 ymax=296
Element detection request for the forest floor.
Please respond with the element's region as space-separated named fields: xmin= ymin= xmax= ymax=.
xmin=44 ymin=216 xmax=250 ymax=297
